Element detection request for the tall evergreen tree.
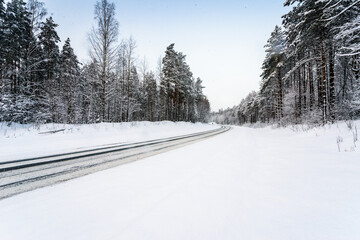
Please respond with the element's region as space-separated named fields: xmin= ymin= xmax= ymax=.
xmin=38 ymin=17 xmax=60 ymax=83
xmin=0 ymin=0 xmax=5 ymax=80
xmin=23 ymin=0 xmax=47 ymax=123
xmin=161 ymin=43 xmax=178 ymax=120
xmin=59 ymin=38 xmax=80 ymax=123
xmin=3 ymin=0 xmax=32 ymax=93
xmin=260 ymin=26 xmax=286 ymax=121
xmin=82 ymin=60 xmax=102 ymax=123
xmin=0 ymin=0 xmax=4 ymax=24
xmin=38 ymin=16 xmax=60 ymax=122
xmin=1 ymin=0 xmax=32 ymax=123
xmin=143 ymin=71 xmax=157 ymax=121
xmin=123 ymin=37 xmax=137 ymax=122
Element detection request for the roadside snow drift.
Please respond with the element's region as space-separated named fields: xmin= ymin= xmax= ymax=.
xmin=0 ymin=121 xmax=217 ymax=162
xmin=0 ymin=121 xmax=360 ymax=240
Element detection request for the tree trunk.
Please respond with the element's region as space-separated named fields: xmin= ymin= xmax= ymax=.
xmin=303 ymin=65 xmax=307 ymax=113
xmin=277 ymin=66 xmax=283 ymax=119
xmin=298 ymin=62 xmax=302 ymax=119
xmin=328 ymin=41 xmax=336 ymax=123
xmin=309 ymin=61 xmax=315 ymax=111
xmin=321 ymin=41 xmax=327 ymax=124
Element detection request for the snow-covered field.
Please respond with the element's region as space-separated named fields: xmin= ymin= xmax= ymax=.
xmin=0 ymin=121 xmax=218 ymax=162
xmin=1 ymin=121 xmax=360 ymax=239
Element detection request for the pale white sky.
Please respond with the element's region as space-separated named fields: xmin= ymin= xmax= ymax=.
xmin=41 ymin=0 xmax=290 ymax=111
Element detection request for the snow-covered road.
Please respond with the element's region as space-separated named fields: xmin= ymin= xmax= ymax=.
xmin=1 ymin=123 xmax=360 ymax=239
xmin=0 ymin=126 xmax=228 ymax=199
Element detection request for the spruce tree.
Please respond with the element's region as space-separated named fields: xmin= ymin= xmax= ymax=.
xmin=59 ymin=38 xmax=80 ymax=123
xmin=38 ymin=17 xmax=60 ymax=83
xmin=143 ymin=72 xmax=157 ymax=121
xmin=38 ymin=16 xmax=60 ymax=122
xmin=82 ymin=60 xmax=102 ymax=123
xmin=260 ymin=26 xmax=286 ymax=121
xmin=161 ymin=43 xmax=178 ymax=120
xmin=0 ymin=0 xmax=5 ymax=81
xmin=1 ymin=0 xmax=32 ymax=123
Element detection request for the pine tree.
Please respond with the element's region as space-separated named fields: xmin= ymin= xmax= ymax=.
xmin=38 ymin=16 xmax=60 ymax=122
xmin=115 ymin=41 xmax=127 ymax=122
xmin=38 ymin=17 xmax=60 ymax=82
xmin=0 ymin=0 xmax=5 ymax=81
xmin=0 ymin=0 xmax=4 ymax=24
xmin=333 ymin=2 xmax=360 ymax=119
xmin=143 ymin=71 xmax=157 ymax=121
xmin=159 ymin=43 xmax=209 ymax=122
xmin=260 ymin=26 xmax=286 ymax=121
xmin=82 ymin=60 xmax=102 ymax=123
xmin=1 ymin=0 xmax=33 ymax=123
xmin=161 ymin=43 xmax=178 ymax=120
xmin=59 ymin=38 xmax=80 ymax=123
xmin=124 ymin=37 xmax=137 ymax=122
xmin=3 ymin=0 xmax=32 ymax=91
xmin=129 ymin=66 xmax=141 ymax=120
xmin=194 ymin=77 xmax=210 ymax=122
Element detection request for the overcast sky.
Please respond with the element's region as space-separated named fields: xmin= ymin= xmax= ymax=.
xmin=40 ymin=0 xmax=289 ymax=111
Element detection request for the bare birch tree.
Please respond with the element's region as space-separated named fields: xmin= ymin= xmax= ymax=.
xmin=89 ymin=0 xmax=119 ymax=122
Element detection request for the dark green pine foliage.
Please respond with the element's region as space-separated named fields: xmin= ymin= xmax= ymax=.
xmin=0 ymin=0 xmax=5 ymax=120
xmin=334 ymin=1 xmax=360 ymax=56
xmin=176 ymin=52 xmax=192 ymax=121
xmin=81 ymin=61 xmax=102 ymax=123
xmin=0 ymin=0 xmax=4 ymax=24
xmin=26 ymin=34 xmax=49 ymax=123
xmin=161 ymin=43 xmax=178 ymax=120
xmin=143 ymin=71 xmax=157 ymax=121
xmin=38 ymin=16 xmax=60 ymax=82
xmin=332 ymin=1 xmax=360 ymax=119
xmin=124 ymin=66 xmax=140 ymax=121
xmin=0 ymin=0 xmax=5 ymax=68
xmin=194 ymin=77 xmax=210 ymax=122
xmin=1 ymin=0 xmax=33 ymax=123
xmin=3 ymin=0 xmax=32 ymax=89
xmin=260 ymin=26 xmax=286 ymax=122
xmin=160 ymin=44 xmax=210 ymax=122
xmin=38 ymin=16 xmax=60 ymax=122
xmin=283 ymin=0 xmax=328 ymax=123
xmin=58 ymin=38 xmax=81 ymax=123
xmin=18 ymin=0 xmax=48 ymax=123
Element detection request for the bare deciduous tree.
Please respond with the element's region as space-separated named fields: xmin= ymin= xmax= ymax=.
xmin=89 ymin=0 xmax=119 ymax=122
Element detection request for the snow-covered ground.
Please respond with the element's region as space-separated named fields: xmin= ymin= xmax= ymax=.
xmin=0 ymin=121 xmax=218 ymax=162
xmin=1 ymin=121 xmax=360 ymax=240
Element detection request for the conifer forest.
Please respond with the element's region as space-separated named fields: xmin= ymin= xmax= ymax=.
xmin=0 ymin=0 xmax=210 ymax=124
xmin=1 ymin=0 xmax=360 ymax=126
xmin=212 ymin=0 xmax=360 ymax=126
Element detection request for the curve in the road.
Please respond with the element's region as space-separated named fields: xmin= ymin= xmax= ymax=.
xmin=0 ymin=126 xmax=230 ymax=200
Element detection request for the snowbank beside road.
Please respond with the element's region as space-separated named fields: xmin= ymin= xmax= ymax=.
xmin=0 ymin=121 xmax=218 ymax=162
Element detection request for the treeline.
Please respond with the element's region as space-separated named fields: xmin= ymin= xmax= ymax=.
xmin=212 ymin=0 xmax=360 ymax=126
xmin=0 ymin=0 xmax=210 ymax=124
